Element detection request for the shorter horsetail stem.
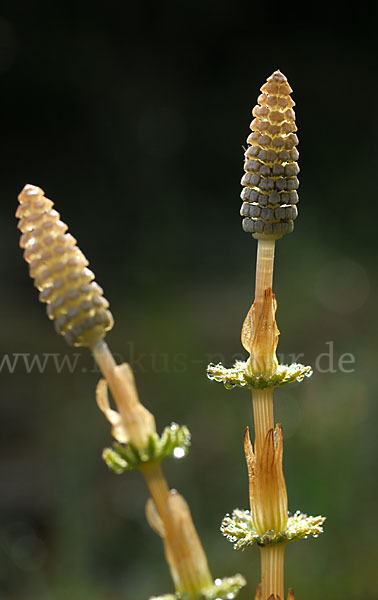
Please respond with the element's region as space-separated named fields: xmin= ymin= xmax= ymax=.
xmin=16 ymin=184 xmax=247 ymax=600
xmin=16 ymin=184 xmax=113 ymax=347
xmin=213 ymin=69 xmax=322 ymax=600
xmin=241 ymin=70 xmax=299 ymax=238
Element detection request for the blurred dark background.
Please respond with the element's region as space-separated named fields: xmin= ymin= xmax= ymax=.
xmin=0 ymin=1 xmax=377 ymax=599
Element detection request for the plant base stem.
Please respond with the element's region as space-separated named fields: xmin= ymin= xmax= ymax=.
xmin=260 ymin=544 xmax=285 ymax=600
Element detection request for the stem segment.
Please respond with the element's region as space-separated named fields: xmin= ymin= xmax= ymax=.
xmin=252 ymin=238 xmax=276 ymax=457
xmin=252 ymin=388 xmax=274 ymax=457
xmin=260 ymin=544 xmax=285 ymax=600
xmin=92 ymin=338 xmax=117 ymax=379
xmin=140 ymin=461 xmax=171 ymax=522
xmin=255 ymin=238 xmax=276 ymax=302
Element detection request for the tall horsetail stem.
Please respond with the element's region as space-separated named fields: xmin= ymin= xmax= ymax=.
xmin=244 ymin=71 xmax=300 ymax=600
xmin=244 ymin=70 xmax=296 ymax=600
xmin=208 ymin=69 xmax=323 ymax=599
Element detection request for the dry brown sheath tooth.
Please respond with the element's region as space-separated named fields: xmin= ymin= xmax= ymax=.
xmin=259 ymin=591 xmax=295 ymax=600
xmin=241 ymin=287 xmax=279 ymax=378
xmin=241 ymin=70 xmax=299 ymax=237
xmin=17 ymin=184 xmax=114 ymax=347
xmin=244 ymin=425 xmax=288 ymax=536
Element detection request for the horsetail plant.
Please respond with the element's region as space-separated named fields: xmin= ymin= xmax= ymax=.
xmin=208 ymin=70 xmax=325 ymax=599
xmin=17 ymin=69 xmax=324 ymax=600
xmin=16 ymin=184 xmax=246 ymax=600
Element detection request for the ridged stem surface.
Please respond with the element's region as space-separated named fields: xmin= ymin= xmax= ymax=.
xmin=253 ymin=238 xmax=284 ymax=598
xmin=252 ymin=388 xmax=274 ymax=456
xmin=252 ymin=237 xmax=275 ymax=454
xmin=255 ymin=238 xmax=275 ymax=302
xmin=260 ymin=544 xmax=285 ymax=600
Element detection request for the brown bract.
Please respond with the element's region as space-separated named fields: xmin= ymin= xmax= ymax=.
xmin=255 ymin=583 xmax=295 ymax=600
xmin=96 ymin=362 xmax=156 ymax=448
xmin=244 ymin=425 xmax=288 ymax=536
xmin=242 ymin=287 xmax=279 ymax=377
xmin=145 ymin=491 xmax=213 ymax=595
